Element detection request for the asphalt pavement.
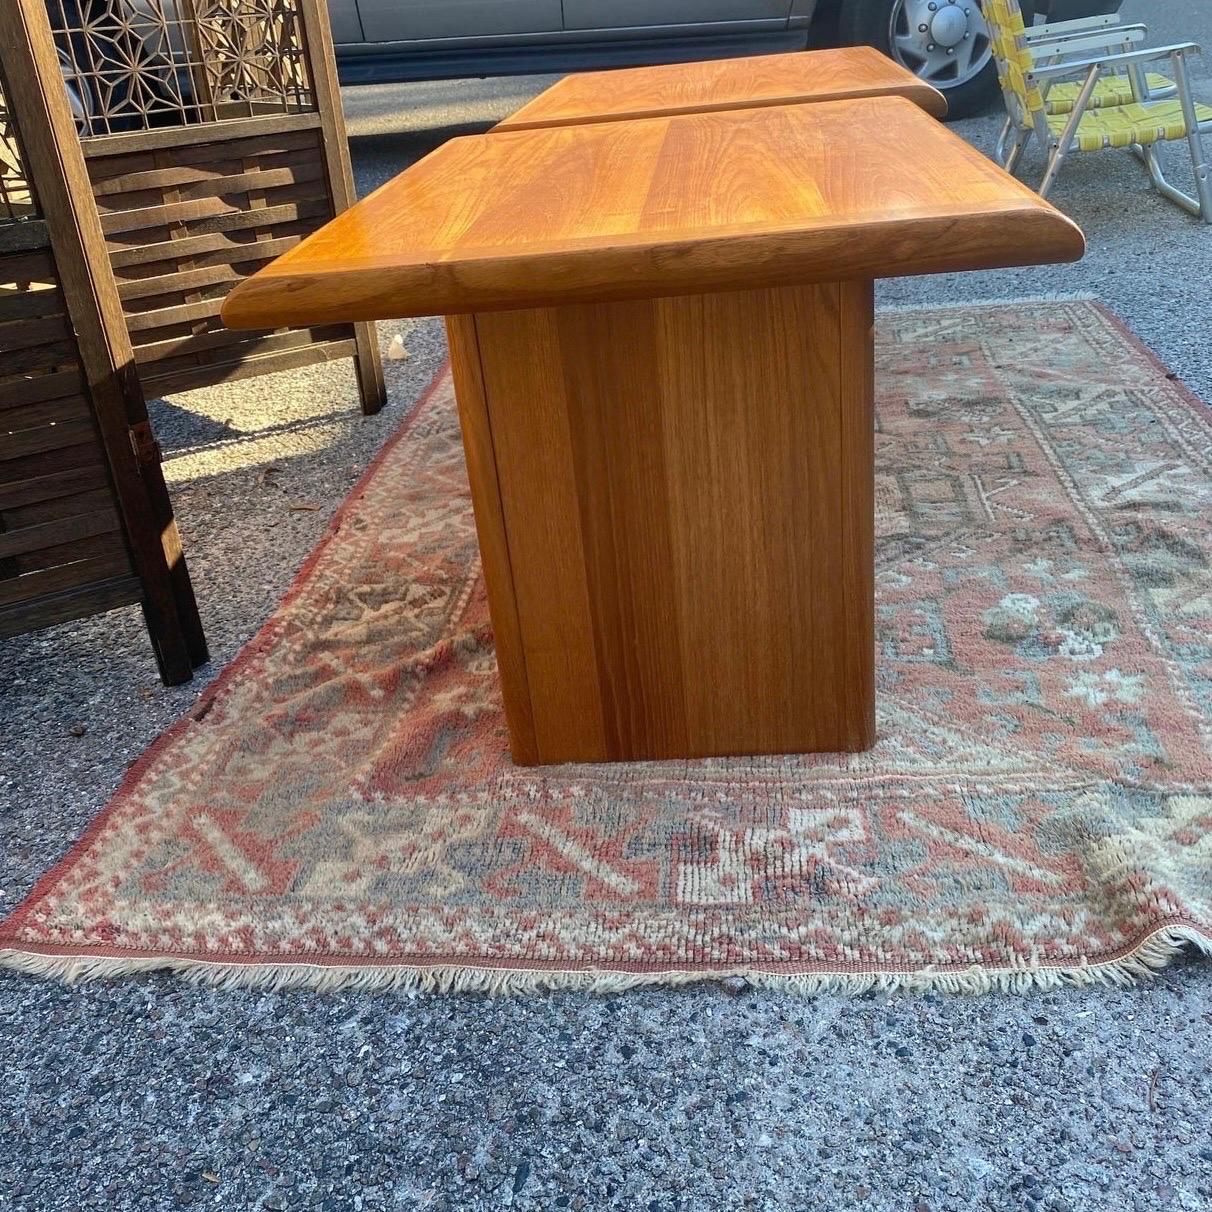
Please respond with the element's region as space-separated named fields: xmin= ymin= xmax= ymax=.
xmin=2 ymin=2 xmax=1211 ymax=1207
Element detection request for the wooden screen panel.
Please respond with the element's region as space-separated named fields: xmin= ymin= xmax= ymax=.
xmin=84 ymin=123 xmax=358 ymax=397
xmin=0 ymin=246 xmax=139 ymax=634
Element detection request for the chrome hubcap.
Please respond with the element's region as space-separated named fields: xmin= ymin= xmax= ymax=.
xmin=889 ymin=0 xmax=993 ymax=90
xmin=930 ymin=5 xmax=969 ymax=46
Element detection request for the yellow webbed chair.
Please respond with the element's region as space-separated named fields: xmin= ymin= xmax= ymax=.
xmin=985 ymin=0 xmax=1212 ymax=223
xmin=993 ymin=12 xmax=1178 ymax=165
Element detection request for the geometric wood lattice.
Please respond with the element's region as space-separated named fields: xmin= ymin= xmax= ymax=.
xmin=0 ymin=72 xmax=38 ymax=220
xmin=46 ymin=0 xmax=312 ymax=137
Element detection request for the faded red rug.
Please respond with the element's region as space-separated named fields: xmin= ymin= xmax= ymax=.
xmin=3 ymin=299 xmax=1211 ymax=994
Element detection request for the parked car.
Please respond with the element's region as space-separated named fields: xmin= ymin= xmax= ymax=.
xmin=54 ymin=0 xmax=1125 ymax=131
xmin=325 ymin=0 xmax=1125 ymax=118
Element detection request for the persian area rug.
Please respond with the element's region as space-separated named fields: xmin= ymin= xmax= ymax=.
xmin=3 ymin=299 xmax=1211 ymax=995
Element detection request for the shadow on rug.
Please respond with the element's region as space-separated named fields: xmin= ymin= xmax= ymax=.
xmin=3 ymin=299 xmax=1210 ymax=994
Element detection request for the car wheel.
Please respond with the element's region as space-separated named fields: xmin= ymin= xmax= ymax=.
xmin=839 ymin=0 xmax=1033 ymax=120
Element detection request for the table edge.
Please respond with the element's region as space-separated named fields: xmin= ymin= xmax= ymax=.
xmin=223 ymin=204 xmax=1085 ymax=328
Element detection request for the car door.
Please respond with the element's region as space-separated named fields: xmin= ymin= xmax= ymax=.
xmin=562 ymin=0 xmax=792 ymax=32
xmin=355 ymin=0 xmax=563 ymax=43
xmin=325 ymin=0 xmax=365 ymax=43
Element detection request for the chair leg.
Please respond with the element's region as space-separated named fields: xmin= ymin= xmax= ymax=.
xmin=1158 ymin=50 xmax=1212 ymax=222
xmin=995 ymin=115 xmax=1014 ymax=164
xmin=1004 ymin=128 xmax=1029 ymax=175
xmin=1039 ymin=144 xmax=1068 ymax=197
xmin=1181 ymin=102 xmax=1212 ymax=222
xmin=1038 ymin=65 xmax=1099 ymax=200
xmin=1184 ymin=126 xmax=1212 ymax=223
xmin=1139 ymin=145 xmax=1206 ymax=219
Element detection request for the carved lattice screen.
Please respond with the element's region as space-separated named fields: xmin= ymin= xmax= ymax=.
xmin=45 ymin=0 xmax=314 ymax=136
xmin=0 ymin=11 xmax=206 ymax=683
xmin=46 ymin=0 xmax=383 ymax=408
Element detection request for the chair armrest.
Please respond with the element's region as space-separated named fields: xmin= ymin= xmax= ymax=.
xmin=1028 ymin=27 xmax=1146 ymax=62
xmin=1026 ymin=22 xmax=1146 ymax=45
xmin=1024 ymin=13 xmax=1123 ymax=40
xmin=1029 ymin=43 xmax=1202 ymax=80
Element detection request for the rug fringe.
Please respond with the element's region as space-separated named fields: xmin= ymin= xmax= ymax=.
xmin=2 ymin=924 xmax=1208 ymax=997
xmin=876 ymin=292 xmax=1097 ymax=313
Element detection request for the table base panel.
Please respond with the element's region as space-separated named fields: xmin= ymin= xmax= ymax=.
xmin=448 ymin=280 xmax=875 ymax=765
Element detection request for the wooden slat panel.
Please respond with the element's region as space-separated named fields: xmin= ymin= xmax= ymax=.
xmin=80 ymin=111 xmax=322 ymax=158
xmin=0 ymin=367 xmax=86 ymax=411
xmin=99 ymin=179 xmax=332 ymax=236
xmin=0 ymin=284 xmax=65 ymax=323
xmin=0 ymin=220 xmax=51 ymax=255
xmin=0 ymin=462 xmax=109 ymax=510
xmin=1 ymin=438 xmax=105 ymax=483
xmin=0 ymin=572 xmax=141 ymax=637
xmin=119 ymin=259 xmax=259 ymax=301
xmin=0 ymin=339 xmax=80 ymax=378
xmin=6 ymin=0 xmax=200 ymax=680
xmin=0 ymin=544 xmax=131 ymax=606
xmin=0 ymin=505 xmax=121 ymax=560
xmin=133 ymin=322 xmax=349 ymax=362
xmin=140 ymin=338 xmax=356 ymax=395
xmin=87 ymin=127 xmax=324 ymax=183
xmin=91 ymin=150 xmax=321 ymax=199
xmin=0 ymin=311 xmax=72 ymax=351
xmin=0 ymin=247 xmax=57 ymax=283
xmin=2 ymin=486 xmax=114 ymax=530
xmin=0 ymin=393 xmax=90 ymax=433
xmin=14 ymin=527 xmax=126 ymax=574
xmin=106 ymin=201 xmax=330 ymax=263
xmin=125 ymin=295 xmax=229 ymax=333
xmin=0 ymin=417 xmax=97 ymax=462
xmin=113 ymin=234 xmax=306 ymax=298
xmin=93 ymin=161 xmax=326 ymax=214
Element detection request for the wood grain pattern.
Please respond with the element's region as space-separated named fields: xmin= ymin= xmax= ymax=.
xmin=222 ymin=96 xmax=1084 ymax=329
xmin=838 ymin=278 xmax=876 ymax=751
xmin=445 ymin=313 xmax=539 ymax=765
xmin=462 ymin=282 xmax=874 ymax=764
xmin=495 ymin=45 xmax=947 ymax=131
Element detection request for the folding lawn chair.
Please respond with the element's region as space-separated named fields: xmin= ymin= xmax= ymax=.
xmin=993 ymin=12 xmax=1178 ymax=165
xmin=985 ymin=0 xmax=1212 ymax=222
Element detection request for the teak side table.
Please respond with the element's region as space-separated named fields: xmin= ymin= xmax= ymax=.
xmin=223 ymin=96 xmax=1084 ymax=766
xmin=495 ymin=45 xmax=947 ymax=131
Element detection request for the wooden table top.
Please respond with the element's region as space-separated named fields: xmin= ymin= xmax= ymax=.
xmin=222 ymin=97 xmax=1084 ymax=328
xmin=495 ymin=46 xmax=947 ymax=131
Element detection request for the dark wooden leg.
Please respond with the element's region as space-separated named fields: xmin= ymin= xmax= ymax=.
xmin=352 ymin=321 xmax=386 ymax=416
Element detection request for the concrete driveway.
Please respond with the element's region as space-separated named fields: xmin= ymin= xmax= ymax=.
xmin=2 ymin=2 xmax=1211 ymax=1208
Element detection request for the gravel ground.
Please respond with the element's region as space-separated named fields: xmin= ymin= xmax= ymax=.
xmin=3 ymin=2 xmax=1212 ymax=1207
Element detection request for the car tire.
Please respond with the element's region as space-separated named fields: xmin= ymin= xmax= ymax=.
xmin=838 ymin=0 xmax=1033 ymax=120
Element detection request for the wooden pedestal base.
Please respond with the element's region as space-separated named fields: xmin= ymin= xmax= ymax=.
xmin=448 ymin=280 xmax=875 ymax=765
